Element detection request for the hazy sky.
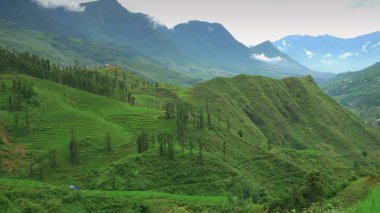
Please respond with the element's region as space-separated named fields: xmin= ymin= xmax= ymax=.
xmin=34 ymin=0 xmax=380 ymax=45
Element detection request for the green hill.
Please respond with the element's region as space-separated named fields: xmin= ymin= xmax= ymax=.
xmin=324 ymin=62 xmax=380 ymax=123
xmin=0 ymin=20 xmax=195 ymax=85
xmin=1 ymin=49 xmax=380 ymax=212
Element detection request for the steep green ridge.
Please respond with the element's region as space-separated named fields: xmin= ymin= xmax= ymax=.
xmin=0 ymin=20 xmax=195 ymax=85
xmin=324 ymin=62 xmax=380 ymax=123
xmin=1 ymin=51 xmax=380 ymax=211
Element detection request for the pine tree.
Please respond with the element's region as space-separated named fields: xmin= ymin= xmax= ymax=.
xmin=199 ymin=136 xmax=204 ymax=164
xmin=224 ymin=116 xmax=230 ymax=161
xmin=227 ymin=116 xmax=230 ymax=132
xmin=131 ymin=96 xmax=136 ymax=106
xmin=29 ymin=161 xmax=34 ymax=177
xmin=158 ymin=133 xmax=164 ymax=156
xmin=8 ymin=96 xmax=12 ymax=111
xmin=38 ymin=165 xmax=44 ymax=180
xmin=14 ymin=112 xmax=19 ymax=128
xmin=168 ymin=141 xmax=175 ymax=160
xmin=105 ymin=131 xmax=111 ymax=151
xmin=207 ymin=112 xmax=211 ymax=129
xmin=152 ymin=134 xmax=155 ymax=148
xmin=49 ymin=148 xmax=56 ymax=167
xmin=69 ymin=127 xmax=80 ymax=164
xmin=137 ymin=131 xmax=149 ymax=153
xmin=217 ymin=107 xmax=221 ymax=123
xmin=1 ymin=81 xmax=5 ymax=92
xmin=25 ymin=107 xmax=30 ymax=131
xmin=223 ymin=139 xmax=226 ymax=161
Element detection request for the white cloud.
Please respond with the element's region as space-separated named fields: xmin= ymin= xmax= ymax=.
xmin=281 ymin=40 xmax=291 ymax=49
xmin=362 ymin=41 xmax=371 ymax=53
xmin=250 ymin=53 xmax=283 ymax=63
xmin=304 ymin=49 xmax=314 ymax=59
xmin=31 ymin=0 xmax=88 ymax=12
xmin=371 ymin=41 xmax=380 ymax=49
xmin=321 ymin=54 xmax=338 ymax=64
xmin=339 ymin=52 xmax=354 ymax=59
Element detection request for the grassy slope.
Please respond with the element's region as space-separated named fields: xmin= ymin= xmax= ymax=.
xmin=348 ymin=186 xmax=380 ymax=212
xmin=1 ymin=72 xmax=380 ymax=211
xmin=92 ymin=75 xmax=380 ymax=200
xmin=324 ymin=62 xmax=380 ymax=123
xmin=0 ymin=20 xmax=195 ymax=85
xmin=0 ymin=73 xmax=175 ymax=184
xmin=186 ymin=75 xmax=380 ymax=161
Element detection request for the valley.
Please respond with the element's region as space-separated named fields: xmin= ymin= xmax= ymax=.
xmin=0 ymin=0 xmax=380 ymax=212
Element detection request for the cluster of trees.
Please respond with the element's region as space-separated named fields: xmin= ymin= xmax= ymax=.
xmin=161 ymin=100 xmax=228 ymax=163
xmin=136 ymin=131 xmax=149 ymax=153
xmin=134 ymin=131 xmax=177 ymax=161
xmin=0 ymin=48 xmax=139 ymax=105
xmin=68 ymin=128 xmax=113 ymax=165
xmin=69 ymin=127 xmax=80 ymax=165
xmin=7 ymin=77 xmax=34 ymax=111
xmin=157 ymin=133 xmax=175 ymax=160
xmin=1 ymin=76 xmax=34 ymax=132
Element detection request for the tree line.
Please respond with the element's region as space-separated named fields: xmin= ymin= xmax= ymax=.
xmin=0 ymin=48 xmax=161 ymax=106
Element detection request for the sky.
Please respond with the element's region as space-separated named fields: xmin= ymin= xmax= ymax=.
xmin=33 ymin=0 xmax=380 ymax=45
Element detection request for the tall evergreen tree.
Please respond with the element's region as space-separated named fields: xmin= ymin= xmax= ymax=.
xmin=105 ymin=131 xmax=111 ymax=152
xmin=137 ymin=131 xmax=149 ymax=153
xmin=199 ymin=136 xmax=204 ymax=164
xmin=29 ymin=161 xmax=34 ymax=177
xmin=49 ymin=148 xmax=57 ymax=167
xmin=14 ymin=112 xmax=19 ymax=128
xmin=8 ymin=96 xmax=12 ymax=111
xmin=207 ymin=112 xmax=211 ymax=129
xmin=25 ymin=107 xmax=30 ymax=131
xmin=69 ymin=127 xmax=80 ymax=164
xmin=217 ymin=107 xmax=221 ymax=123
xmin=168 ymin=141 xmax=175 ymax=160
xmin=158 ymin=133 xmax=164 ymax=156
xmin=1 ymin=81 xmax=5 ymax=92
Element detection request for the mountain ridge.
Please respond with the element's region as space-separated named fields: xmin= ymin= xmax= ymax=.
xmin=0 ymin=0 xmax=324 ymax=82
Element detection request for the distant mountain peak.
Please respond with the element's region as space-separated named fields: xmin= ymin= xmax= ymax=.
xmin=173 ymin=20 xmax=226 ymax=33
xmin=81 ymin=0 xmax=126 ymax=12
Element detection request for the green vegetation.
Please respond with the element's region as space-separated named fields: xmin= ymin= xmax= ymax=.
xmin=324 ymin=62 xmax=380 ymax=124
xmin=0 ymin=20 xmax=195 ymax=85
xmin=348 ymin=186 xmax=380 ymax=212
xmin=1 ymin=49 xmax=380 ymax=212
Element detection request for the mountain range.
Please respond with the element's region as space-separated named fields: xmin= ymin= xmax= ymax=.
xmin=274 ymin=32 xmax=380 ymax=73
xmin=0 ymin=0 xmax=325 ymax=83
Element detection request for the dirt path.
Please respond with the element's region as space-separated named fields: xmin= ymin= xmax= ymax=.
xmin=0 ymin=120 xmax=27 ymax=155
xmin=0 ymin=121 xmax=12 ymax=145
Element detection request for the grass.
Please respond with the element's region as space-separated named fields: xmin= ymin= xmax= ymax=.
xmin=0 ymin=74 xmax=176 ymax=184
xmin=324 ymin=62 xmax=380 ymax=123
xmin=2 ymin=71 xmax=380 ymax=211
xmin=347 ymin=186 xmax=380 ymax=213
xmin=0 ymin=178 xmax=229 ymax=205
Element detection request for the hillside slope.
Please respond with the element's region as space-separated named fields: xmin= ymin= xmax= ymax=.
xmin=324 ymin=62 xmax=380 ymax=123
xmin=1 ymin=52 xmax=380 ymax=211
xmin=0 ymin=20 xmax=195 ymax=85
